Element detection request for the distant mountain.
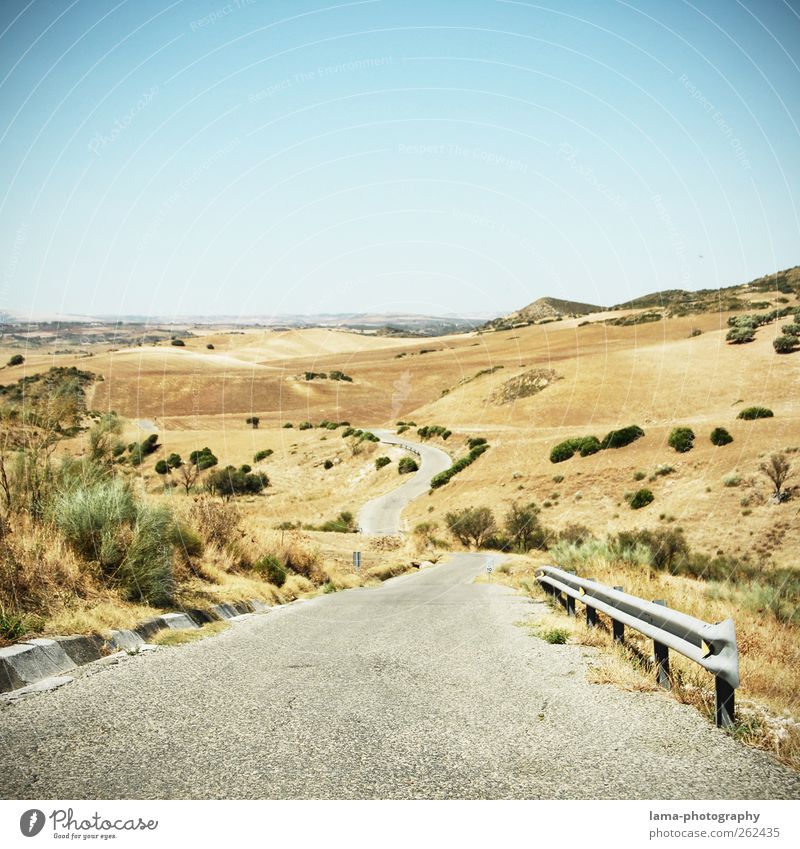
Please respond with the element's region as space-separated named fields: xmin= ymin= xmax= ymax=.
xmin=481 ymin=296 xmax=603 ymax=331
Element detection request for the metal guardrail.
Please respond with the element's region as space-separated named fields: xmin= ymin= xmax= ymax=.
xmin=536 ymin=566 xmax=740 ymax=728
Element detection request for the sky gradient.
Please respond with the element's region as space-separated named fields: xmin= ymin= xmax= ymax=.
xmin=1 ymin=0 xmax=799 ymax=319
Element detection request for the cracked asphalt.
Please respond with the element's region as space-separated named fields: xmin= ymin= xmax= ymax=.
xmin=1 ymin=553 xmax=798 ymax=799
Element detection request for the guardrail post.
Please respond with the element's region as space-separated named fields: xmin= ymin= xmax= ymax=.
xmin=565 ymin=570 xmax=577 ymax=615
xmin=586 ymin=605 xmax=598 ymax=627
xmin=611 ymin=587 xmax=625 ymax=642
xmin=715 ymin=676 xmax=735 ymax=729
xmin=652 ymin=600 xmax=670 ymax=689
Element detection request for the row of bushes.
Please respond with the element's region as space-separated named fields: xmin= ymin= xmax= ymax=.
xmin=726 ymin=307 xmax=800 ymax=351
xmin=417 ymin=424 xmax=451 ymax=440
xmin=342 ymin=427 xmax=379 ymax=443
xmin=550 ymin=425 xmax=644 ymax=463
xmin=430 ymin=442 xmax=489 ymax=488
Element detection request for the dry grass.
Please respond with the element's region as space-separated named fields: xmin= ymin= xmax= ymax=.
xmin=150 ymin=620 xmax=229 ymax=647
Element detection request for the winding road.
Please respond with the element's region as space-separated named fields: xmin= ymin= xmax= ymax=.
xmin=2 ymin=553 xmax=797 ymax=799
xmin=357 ymin=430 xmax=452 ymax=534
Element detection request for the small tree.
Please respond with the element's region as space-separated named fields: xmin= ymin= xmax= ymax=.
xmin=668 ymin=427 xmax=695 ymax=453
xmin=773 ymin=335 xmax=797 ymax=354
xmin=7 ymin=354 xmax=24 ymax=366
xmin=398 ymin=456 xmax=418 ymax=474
xmin=246 ymin=416 xmax=260 ymax=429
xmin=504 ymin=502 xmax=547 ymax=551
xmin=445 ymin=506 xmax=497 ymax=548
xmin=710 ymin=427 xmax=733 ymax=446
xmin=177 ymin=462 xmax=199 ymax=495
xmin=726 ymin=326 xmax=756 ymax=344
xmin=759 ymin=452 xmax=792 ymax=501
xmin=155 ymin=459 xmax=169 ymax=475
xmin=167 ymin=452 xmax=183 ymax=469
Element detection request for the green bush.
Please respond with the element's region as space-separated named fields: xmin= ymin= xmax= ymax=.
xmin=320 ymin=511 xmax=357 ymax=533
xmin=129 ymin=433 xmax=159 ymax=466
xmin=668 ymin=427 xmax=695 ymax=453
xmin=171 ymin=338 xmax=185 ymax=347
xmin=7 ymin=354 xmax=24 ymax=366
xmin=375 ymin=456 xmax=391 ymax=470
xmin=781 ymin=323 xmax=800 ymax=337
xmin=299 ymin=421 xmax=313 ymax=430
xmin=283 ymin=422 xmax=293 ymax=428
xmin=53 ymin=480 xmax=176 ymax=605
xmin=253 ymin=554 xmax=287 ymax=587
xmin=323 ymin=459 xmax=334 ymax=470
xmin=549 ymin=436 xmax=600 ymax=463
xmin=206 ymin=343 xmax=214 ymax=350
xmin=53 ymin=478 xmax=138 ymax=564
xmin=542 ymin=628 xmax=569 ymax=645
xmin=167 ymin=453 xmax=183 ymax=469
xmin=467 ymin=437 xmax=488 ymax=449
xmin=189 ymin=447 xmax=218 ymax=469
xmin=430 ymin=443 xmax=489 ymax=488
xmin=628 ymin=489 xmax=654 ymax=509
xmin=397 ymin=425 xmax=409 ymax=434
xmin=710 ymin=427 xmax=733 ymax=446
xmin=737 ymin=406 xmax=773 ymax=420
xmin=773 ymin=335 xmax=798 ymax=354
xmin=328 ymin=370 xmax=353 ymax=382
xmin=398 ymin=456 xmax=418 ymax=474
xmin=205 ymin=466 xmax=269 ymax=499
xmin=417 ymin=424 xmax=451 ymax=440
xmin=633 ymin=470 xmax=646 ymax=481
xmin=600 ymin=425 xmax=644 ymax=450
xmin=118 ymin=505 xmax=176 ymax=605
xmin=171 ymin=523 xmax=204 ymax=558
xmin=254 ymin=449 xmax=273 ymax=462
xmin=726 ymin=326 xmax=756 ymax=344
xmin=155 ymin=459 xmax=169 ymax=475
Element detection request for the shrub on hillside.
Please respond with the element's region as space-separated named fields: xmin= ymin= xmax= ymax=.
xmin=773 ymin=335 xmax=798 ymax=354
xmin=253 ymin=554 xmax=287 ymax=587
xmin=155 ymin=459 xmax=169 ymax=475
xmin=205 ymin=466 xmax=268 ymax=499
xmin=726 ymin=326 xmax=756 ymax=344
xmin=171 ymin=338 xmax=185 ymax=347
xmin=53 ymin=480 xmax=176 ymax=605
xmin=737 ymin=406 xmax=773 ymax=420
xmin=298 ymin=421 xmax=313 ymax=430
xmin=549 ymin=436 xmax=600 ymax=463
xmin=7 ymin=354 xmax=24 ymax=366
xmin=375 ymin=456 xmax=391 ymax=470
xmin=283 ymin=422 xmax=293 ymax=428
xmin=668 ymin=427 xmax=695 ymax=453
xmin=189 ymin=447 xmax=218 ymax=469
xmin=417 ymin=425 xmax=451 ymax=440
xmin=467 ymin=437 xmax=488 ymax=449
xmin=710 ymin=427 xmax=733 ymax=446
xmin=254 ymin=449 xmax=274 ymax=462
xmin=206 ymin=343 xmax=215 ymax=350
xmin=323 ymin=459 xmax=334 ymax=470
xmin=627 ymin=488 xmax=654 ymax=509
xmin=430 ymin=443 xmax=489 ymax=488
xmin=781 ymin=323 xmax=800 ymax=337
xmin=600 ymin=425 xmax=645 ymax=450
xmin=398 ymin=456 xmax=418 ymax=474
xmin=320 ymin=511 xmax=357 ymax=533
xmin=129 ymin=433 xmax=159 ymax=466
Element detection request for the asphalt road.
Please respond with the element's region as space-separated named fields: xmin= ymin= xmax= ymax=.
xmin=357 ymin=430 xmax=452 ymax=534
xmin=1 ymin=553 xmax=798 ymax=799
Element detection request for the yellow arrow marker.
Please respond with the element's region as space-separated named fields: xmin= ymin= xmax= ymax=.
xmin=701 ymin=640 xmax=713 ymax=658
xmin=579 ymin=587 xmax=586 ymax=596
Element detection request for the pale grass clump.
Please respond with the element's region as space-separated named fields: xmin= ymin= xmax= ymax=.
xmin=150 ymin=621 xmax=229 ymax=647
xmin=45 ymin=599 xmax=161 ymax=638
xmin=280 ymin=574 xmax=315 ymax=600
xmin=549 ymin=538 xmax=652 ymax=570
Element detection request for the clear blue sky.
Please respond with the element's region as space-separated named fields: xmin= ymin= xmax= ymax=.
xmin=1 ymin=0 xmax=798 ymax=319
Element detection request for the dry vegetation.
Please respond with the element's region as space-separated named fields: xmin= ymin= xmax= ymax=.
xmin=1 ymin=267 xmax=799 ymax=768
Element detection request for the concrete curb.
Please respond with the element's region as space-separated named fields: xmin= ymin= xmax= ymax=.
xmin=0 ymin=598 xmax=268 ymax=696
